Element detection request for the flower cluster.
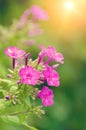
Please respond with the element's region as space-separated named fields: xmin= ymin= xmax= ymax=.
xmin=0 ymin=5 xmax=48 ymax=46
xmin=4 ymin=45 xmax=64 ymax=106
xmin=18 ymin=5 xmax=48 ymax=29
xmin=17 ymin=5 xmax=48 ymax=44
xmin=0 ymin=5 xmax=64 ymax=129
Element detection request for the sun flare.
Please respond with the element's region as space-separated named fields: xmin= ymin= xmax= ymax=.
xmin=65 ymin=1 xmax=74 ymax=10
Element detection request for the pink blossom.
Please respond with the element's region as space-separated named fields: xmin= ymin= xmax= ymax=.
xmin=19 ymin=66 xmax=40 ymax=85
xmin=31 ymin=5 xmax=48 ymax=21
xmin=39 ymin=45 xmax=64 ymax=64
xmin=47 ymin=46 xmax=64 ymax=64
xmin=20 ymin=9 xmax=30 ymax=21
xmin=18 ymin=9 xmax=30 ymax=29
xmin=5 ymin=46 xmax=25 ymax=59
xmin=42 ymin=66 xmax=60 ymax=87
xmin=47 ymin=46 xmax=57 ymax=59
xmin=38 ymin=86 xmax=54 ymax=106
xmin=55 ymin=53 xmax=64 ymax=64
xmin=38 ymin=45 xmax=47 ymax=63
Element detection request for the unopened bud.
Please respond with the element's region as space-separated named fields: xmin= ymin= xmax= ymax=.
xmin=5 ymin=95 xmax=10 ymax=100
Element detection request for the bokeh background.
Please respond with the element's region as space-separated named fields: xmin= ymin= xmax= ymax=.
xmin=0 ymin=0 xmax=86 ymax=130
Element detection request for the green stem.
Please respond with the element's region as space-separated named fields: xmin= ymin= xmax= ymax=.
xmin=9 ymin=110 xmax=32 ymax=116
xmin=23 ymin=122 xmax=38 ymax=130
xmin=0 ymin=109 xmax=33 ymax=116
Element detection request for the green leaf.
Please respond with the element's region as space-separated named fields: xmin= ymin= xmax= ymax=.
xmin=8 ymin=69 xmax=13 ymax=74
xmin=1 ymin=115 xmax=19 ymax=124
xmin=0 ymin=78 xmax=12 ymax=84
xmin=19 ymin=114 xmax=26 ymax=124
xmin=0 ymin=99 xmax=10 ymax=113
xmin=24 ymin=96 xmax=31 ymax=107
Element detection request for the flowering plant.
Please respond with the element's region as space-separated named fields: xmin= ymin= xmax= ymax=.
xmin=0 ymin=5 xmax=48 ymax=46
xmin=0 ymin=5 xmax=64 ymax=130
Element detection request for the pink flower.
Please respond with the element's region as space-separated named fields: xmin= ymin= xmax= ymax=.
xmin=5 ymin=46 xmax=25 ymax=59
xmin=39 ymin=45 xmax=47 ymax=56
xmin=31 ymin=5 xmax=48 ymax=21
xmin=38 ymin=45 xmax=47 ymax=63
xmin=19 ymin=66 xmax=40 ymax=85
xmin=39 ymin=45 xmax=64 ymax=64
xmin=47 ymin=46 xmax=57 ymax=59
xmin=55 ymin=53 xmax=64 ymax=64
xmin=18 ymin=9 xmax=30 ymax=29
xmin=38 ymin=86 xmax=54 ymax=106
xmin=42 ymin=66 xmax=60 ymax=87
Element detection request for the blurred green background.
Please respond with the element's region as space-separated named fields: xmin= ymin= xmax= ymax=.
xmin=0 ymin=0 xmax=86 ymax=130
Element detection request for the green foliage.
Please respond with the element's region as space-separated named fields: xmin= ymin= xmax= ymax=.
xmin=0 ymin=64 xmax=45 ymax=129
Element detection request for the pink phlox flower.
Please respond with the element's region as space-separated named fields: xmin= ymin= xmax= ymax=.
xmin=38 ymin=86 xmax=54 ymax=106
xmin=46 ymin=46 xmax=64 ymax=64
xmin=38 ymin=45 xmax=47 ymax=64
xmin=20 ymin=9 xmax=30 ymax=21
xmin=5 ymin=46 xmax=25 ymax=59
xmin=39 ymin=45 xmax=64 ymax=64
xmin=39 ymin=45 xmax=47 ymax=58
xmin=31 ymin=5 xmax=48 ymax=21
xmin=55 ymin=53 xmax=64 ymax=64
xmin=19 ymin=66 xmax=40 ymax=85
xmin=42 ymin=66 xmax=60 ymax=87
xmin=47 ymin=46 xmax=57 ymax=59
xmin=18 ymin=9 xmax=30 ymax=29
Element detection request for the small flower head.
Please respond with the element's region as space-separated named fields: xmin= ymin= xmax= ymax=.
xmin=55 ymin=53 xmax=64 ymax=64
xmin=20 ymin=9 xmax=30 ymax=21
xmin=38 ymin=86 xmax=54 ymax=106
xmin=39 ymin=45 xmax=64 ymax=64
xmin=19 ymin=66 xmax=40 ymax=85
xmin=31 ymin=5 xmax=48 ymax=21
xmin=42 ymin=66 xmax=60 ymax=87
xmin=5 ymin=46 xmax=25 ymax=59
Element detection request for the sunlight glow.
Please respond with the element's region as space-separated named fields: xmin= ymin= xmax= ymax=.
xmin=65 ymin=1 xmax=74 ymax=10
